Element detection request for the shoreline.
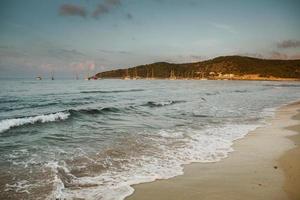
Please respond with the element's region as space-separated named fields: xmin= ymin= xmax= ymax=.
xmin=93 ymin=78 xmax=300 ymax=81
xmin=279 ymin=109 xmax=300 ymax=200
xmin=126 ymin=102 xmax=300 ymax=200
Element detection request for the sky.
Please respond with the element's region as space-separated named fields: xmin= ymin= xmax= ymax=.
xmin=0 ymin=0 xmax=300 ymax=78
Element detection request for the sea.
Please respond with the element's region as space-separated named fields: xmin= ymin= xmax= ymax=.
xmin=0 ymin=79 xmax=300 ymax=200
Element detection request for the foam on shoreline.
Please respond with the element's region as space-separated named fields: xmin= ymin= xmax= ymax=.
xmin=50 ymin=123 xmax=261 ymax=200
xmin=126 ymin=102 xmax=300 ymax=200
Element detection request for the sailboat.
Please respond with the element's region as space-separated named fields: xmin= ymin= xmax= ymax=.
xmin=51 ymin=71 xmax=54 ymax=80
xmin=132 ymin=68 xmax=139 ymax=80
xmin=200 ymin=72 xmax=207 ymax=80
xmin=124 ymin=68 xmax=130 ymax=80
xmin=146 ymin=68 xmax=149 ymax=79
xmin=151 ymin=68 xmax=154 ymax=79
xmin=146 ymin=68 xmax=154 ymax=80
xmin=169 ymin=69 xmax=176 ymax=80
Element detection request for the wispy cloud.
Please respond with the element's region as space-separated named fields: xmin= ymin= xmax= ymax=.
xmin=48 ymin=48 xmax=85 ymax=61
xmin=190 ymin=55 xmax=206 ymax=60
xmin=0 ymin=45 xmax=105 ymax=78
xmin=59 ymin=4 xmax=87 ymax=18
xmin=270 ymin=51 xmax=289 ymax=60
xmin=0 ymin=46 xmax=28 ymax=58
xmin=290 ymin=54 xmax=300 ymax=59
xmin=92 ymin=0 xmax=122 ymax=18
xmin=269 ymin=51 xmax=300 ymax=60
xmin=210 ymin=23 xmax=238 ymax=34
xmin=58 ymin=0 xmax=131 ymax=21
xmin=92 ymin=4 xmax=109 ymax=18
xmin=241 ymin=53 xmax=264 ymax=59
xmin=277 ymin=40 xmax=300 ymax=49
xmin=104 ymin=0 xmax=121 ymax=7
xmin=98 ymin=49 xmax=131 ymax=55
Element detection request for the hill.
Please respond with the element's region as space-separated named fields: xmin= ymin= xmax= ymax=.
xmin=93 ymin=56 xmax=300 ymax=80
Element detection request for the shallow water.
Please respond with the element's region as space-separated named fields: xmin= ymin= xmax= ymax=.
xmin=0 ymin=79 xmax=300 ymax=199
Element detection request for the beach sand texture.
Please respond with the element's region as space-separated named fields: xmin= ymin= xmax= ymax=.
xmin=127 ymin=102 xmax=300 ymax=200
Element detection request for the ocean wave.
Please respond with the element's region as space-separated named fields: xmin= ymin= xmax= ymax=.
xmin=192 ymin=114 xmax=210 ymax=118
xmin=0 ymin=99 xmax=20 ymax=104
xmin=205 ymin=92 xmax=219 ymax=96
xmin=49 ymin=124 xmax=260 ymax=200
xmin=143 ymin=100 xmax=186 ymax=107
xmin=233 ymin=89 xmax=248 ymax=93
xmin=4 ymin=180 xmax=31 ymax=194
xmin=0 ymin=107 xmax=122 ymax=132
xmin=69 ymin=107 xmax=121 ymax=116
xmin=1 ymin=101 xmax=95 ymax=112
xmin=0 ymin=102 xmax=60 ymax=112
xmin=80 ymin=89 xmax=144 ymax=94
xmin=0 ymin=112 xmax=70 ymax=133
xmin=263 ymin=84 xmax=300 ymax=88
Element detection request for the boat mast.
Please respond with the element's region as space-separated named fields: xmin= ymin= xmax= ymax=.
xmin=151 ymin=68 xmax=154 ymax=79
xmin=135 ymin=68 xmax=137 ymax=78
xmin=51 ymin=70 xmax=54 ymax=80
xmin=146 ymin=68 xmax=149 ymax=79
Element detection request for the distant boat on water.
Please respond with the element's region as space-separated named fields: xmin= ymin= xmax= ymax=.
xmin=169 ymin=69 xmax=176 ymax=80
xmin=123 ymin=69 xmax=130 ymax=80
xmin=199 ymin=72 xmax=207 ymax=80
xmin=51 ymin=71 xmax=54 ymax=80
xmin=36 ymin=76 xmax=42 ymax=80
xmin=51 ymin=71 xmax=54 ymax=81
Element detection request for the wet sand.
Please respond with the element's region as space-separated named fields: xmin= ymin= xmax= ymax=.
xmin=127 ymin=102 xmax=300 ymax=200
xmin=279 ymin=111 xmax=300 ymax=200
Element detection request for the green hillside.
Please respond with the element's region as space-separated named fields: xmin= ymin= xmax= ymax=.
xmin=94 ymin=56 xmax=300 ymax=79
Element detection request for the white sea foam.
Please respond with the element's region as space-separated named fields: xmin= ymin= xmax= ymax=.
xmin=45 ymin=161 xmax=66 ymax=200
xmin=5 ymin=180 xmax=31 ymax=194
xmin=0 ymin=112 xmax=70 ymax=133
xmin=51 ymin=123 xmax=260 ymax=200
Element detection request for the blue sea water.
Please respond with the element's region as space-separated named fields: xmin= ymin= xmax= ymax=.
xmin=0 ymin=79 xmax=300 ymax=199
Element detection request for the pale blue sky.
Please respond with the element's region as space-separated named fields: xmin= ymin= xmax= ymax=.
xmin=0 ymin=0 xmax=300 ymax=78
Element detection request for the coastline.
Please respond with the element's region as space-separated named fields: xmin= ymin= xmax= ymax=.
xmin=93 ymin=77 xmax=300 ymax=81
xmin=126 ymin=102 xmax=300 ymax=200
xmin=279 ymin=109 xmax=300 ymax=200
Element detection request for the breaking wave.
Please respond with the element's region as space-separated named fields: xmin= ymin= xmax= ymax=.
xmin=0 ymin=112 xmax=70 ymax=133
xmin=69 ymin=107 xmax=121 ymax=115
xmin=46 ymin=124 xmax=260 ymax=200
xmin=143 ymin=100 xmax=186 ymax=107
xmin=0 ymin=106 xmax=125 ymax=133
xmin=263 ymin=83 xmax=300 ymax=88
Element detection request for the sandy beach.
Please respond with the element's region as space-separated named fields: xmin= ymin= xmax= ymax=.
xmin=127 ymin=102 xmax=300 ymax=200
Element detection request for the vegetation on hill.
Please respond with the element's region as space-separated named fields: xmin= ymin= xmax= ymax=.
xmin=94 ymin=56 xmax=300 ymax=79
